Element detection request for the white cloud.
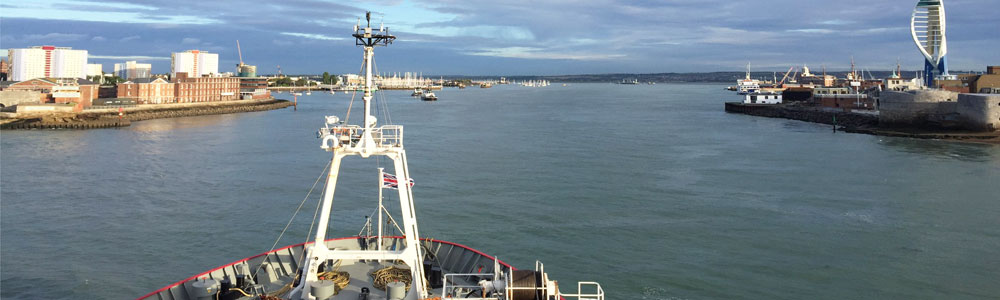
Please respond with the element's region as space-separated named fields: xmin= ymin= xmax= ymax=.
xmin=90 ymin=54 xmax=170 ymax=61
xmin=23 ymin=33 xmax=87 ymax=41
xmin=91 ymin=36 xmax=106 ymax=41
xmin=787 ymin=29 xmax=837 ymax=34
xmin=280 ymin=32 xmax=345 ymax=41
xmin=120 ymin=35 xmax=140 ymax=42
xmin=181 ymin=37 xmax=200 ymax=44
xmin=466 ymin=47 xmax=625 ymax=60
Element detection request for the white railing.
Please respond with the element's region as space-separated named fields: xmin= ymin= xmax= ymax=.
xmin=319 ymin=124 xmax=404 ymax=150
xmin=559 ymin=282 xmax=605 ymax=300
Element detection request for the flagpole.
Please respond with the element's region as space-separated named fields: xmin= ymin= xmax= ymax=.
xmin=377 ymin=167 xmax=384 ymax=255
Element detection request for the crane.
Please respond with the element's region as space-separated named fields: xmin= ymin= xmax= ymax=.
xmin=276 ymin=65 xmax=282 ymax=77
xmin=777 ymin=66 xmax=795 ymax=86
xmin=236 ymin=40 xmax=244 ymax=67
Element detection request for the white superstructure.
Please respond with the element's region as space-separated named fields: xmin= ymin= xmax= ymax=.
xmin=171 ymin=50 xmax=218 ymax=77
xmin=115 ymin=61 xmax=152 ymax=79
xmin=7 ymin=46 xmax=88 ymax=81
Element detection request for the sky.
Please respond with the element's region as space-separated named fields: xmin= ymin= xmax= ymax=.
xmin=1 ymin=0 xmax=997 ymax=76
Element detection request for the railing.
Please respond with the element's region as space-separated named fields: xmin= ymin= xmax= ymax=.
xmin=441 ymin=272 xmax=499 ymax=300
xmin=319 ymin=124 xmax=404 ymax=150
xmin=560 ymin=282 xmax=605 ymax=300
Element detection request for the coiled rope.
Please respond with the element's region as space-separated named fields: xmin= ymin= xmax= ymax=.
xmin=370 ymin=266 xmax=412 ymax=291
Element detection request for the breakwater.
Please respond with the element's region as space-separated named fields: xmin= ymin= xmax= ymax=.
xmin=1 ymin=99 xmax=293 ymax=130
xmin=724 ymin=102 xmax=1000 ymax=143
xmin=724 ymin=102 xmax=877 ymax=128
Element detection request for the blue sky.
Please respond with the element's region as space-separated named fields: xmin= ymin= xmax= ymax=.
xmin=1 ymin=0 xmax=996 ymax=75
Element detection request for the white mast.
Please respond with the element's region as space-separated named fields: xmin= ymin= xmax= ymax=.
xmin=296 ymin=12 xmax=430 ymax=300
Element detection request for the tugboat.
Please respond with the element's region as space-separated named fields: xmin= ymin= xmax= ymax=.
xmin=138 ymin=12 xmax=603 ymax=300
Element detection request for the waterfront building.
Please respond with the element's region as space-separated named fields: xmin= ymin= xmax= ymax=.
xmin=238 ymin=77 xmax=271 ymax=99
xmin=171 ymin=50 xmax=219 ymax=78
xmin=7 ymin=46 xmax=88 ymax=81
xmin=87 ymin=64 xmax=103 ymax=77
xmin=172 ymin=72 xmax=238 ymax=103
xmin=934 ymin=66 xmax=1000 ymax=93
xmin=3 ymin=78 xmax=98 ymax=107
xmin=117 ymin=78 xmax=176 ymax=104
xmin=886 ymin=76 xmax=924 ymax=91
xmin=237 ymin=64 xmax=257 ymax=77
xmin=743 ymin=92 xmax=783 ymax=104
xmin=114 ymin=61 xmax=152 ymax=79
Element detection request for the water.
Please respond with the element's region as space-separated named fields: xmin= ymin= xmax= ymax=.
xmin=2 ymin=83 xmax=999 ymax=299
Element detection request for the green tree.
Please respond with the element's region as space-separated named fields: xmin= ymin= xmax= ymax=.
xmin=322 ymin=72 xmax=331 ymax=84
xmin=329 ymin=75 xmax=338 ymax=85
xmin=295 ymin=77 xmax=308 ymax=86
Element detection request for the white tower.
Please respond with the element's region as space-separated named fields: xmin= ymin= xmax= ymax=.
xmin=910 ymin=0 xmax=954 ymax=86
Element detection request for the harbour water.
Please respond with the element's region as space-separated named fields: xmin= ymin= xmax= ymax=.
xmin=2 ymin=83 xmax=998 ymax=299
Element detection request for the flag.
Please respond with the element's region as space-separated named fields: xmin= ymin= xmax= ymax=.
xmin=382 ymin=172 xmax=414 ymax=189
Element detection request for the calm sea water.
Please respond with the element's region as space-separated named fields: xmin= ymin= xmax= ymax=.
xmin=2 ymin=83 xmax=999 ymax=299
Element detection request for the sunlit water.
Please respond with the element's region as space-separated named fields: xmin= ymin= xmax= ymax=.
xmin=2 ymin=83 xmax=999 ymax=299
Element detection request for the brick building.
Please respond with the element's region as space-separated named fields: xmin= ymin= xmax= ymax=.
xmin=173 ymin=72 xmax=239 ymax=103
xmin=117 ymin=77 xmax=176 ymax=104
xmin=3 ymin=78 xmax=98 ymax=107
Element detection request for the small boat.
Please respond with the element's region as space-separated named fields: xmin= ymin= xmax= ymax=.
xmin=480 ymin=83 xmax=492 ymax=88
xmin=306 ymin=91 xmax=312 ymax=95
xmin=291 ymin=92 xmax=303 ymax=96
xmin=421 ymin=92 xmax=438 ymax=101
xmin=411 ymin=88 xmax=423 ymax=96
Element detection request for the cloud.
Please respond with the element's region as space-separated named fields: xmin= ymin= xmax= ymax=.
xmin=23 ymin=33 xmax=87 ymax=41
xmin=91 ymin=36 xmax=107 ymax=41
xmin=181 ymin=37 xmax=200 ymax=44
xmin=466 ymin=47 xmax=625 ymax=60
xmin=90 ymin=54 xmax=170 ymax=61
xmin=279 ymin=32 xmax=345 ymax=41
xmin=787 ymin=29 xmax=837 ymax=34
xmin=120 ymin=35 xmax=141 ymax=42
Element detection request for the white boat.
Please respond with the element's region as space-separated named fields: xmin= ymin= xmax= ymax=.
xmin=139 ymin=13 xmax=604 ymax=300
xmin=421 ymin=92 xmax=437 ymax=101
xmin=291 ymin=92 xmax=303 ymax=96
xmin=737 ymin=63 xmax=761 ymax=95
xmin=411 ymin=88 xmax=423 ymax=96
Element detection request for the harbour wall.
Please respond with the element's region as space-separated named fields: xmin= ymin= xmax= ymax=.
xmin=1 ymin=99 xmax=293 ymax=130
xmin=880 ymin=90 xmax=1000 ymax=131
xmin=724 ymin=102 xmax=878 ymax=128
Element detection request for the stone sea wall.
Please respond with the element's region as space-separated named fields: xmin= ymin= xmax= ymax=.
xmin=1 ymin=99 xmax=293 ymax=130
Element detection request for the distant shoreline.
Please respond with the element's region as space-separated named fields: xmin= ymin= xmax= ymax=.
xmin=0 ymin=99 xmax=294 ymax=130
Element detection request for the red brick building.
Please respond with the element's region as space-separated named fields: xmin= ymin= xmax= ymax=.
xmin=173 ymin=72 xmax=239 ymax=103
xmin=118 ymin=78 xmax=176 ymax=104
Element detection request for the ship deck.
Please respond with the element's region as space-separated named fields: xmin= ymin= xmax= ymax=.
xmin=139 ymin=236 xmax=513 ymax=300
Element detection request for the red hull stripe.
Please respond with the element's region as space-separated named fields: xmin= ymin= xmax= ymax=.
xmin=136 ymin=236 xmax=514 ymax=299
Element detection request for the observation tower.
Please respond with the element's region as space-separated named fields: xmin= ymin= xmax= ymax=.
xmin=911 ymin=0 xmax=955 ymax=86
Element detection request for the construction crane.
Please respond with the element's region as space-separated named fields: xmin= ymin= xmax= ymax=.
xmin=777 ymin=66 xmax=795 ymax=86
xmin=276 ymin=65 xmax=282 ymax=77
xmin=236 ymin=40 xmax=244 ymax=67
